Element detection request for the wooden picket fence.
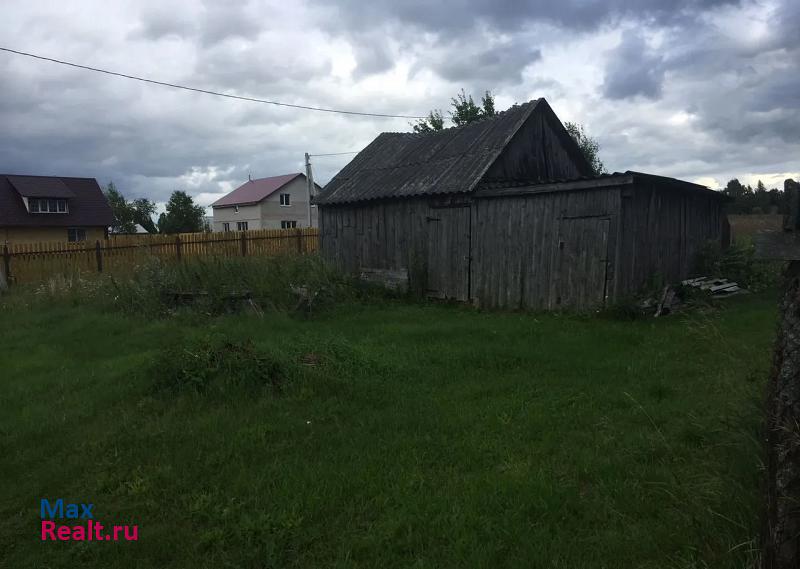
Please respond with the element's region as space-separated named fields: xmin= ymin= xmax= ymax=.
xmin=1 ymin=228 xmax=319 ymax=287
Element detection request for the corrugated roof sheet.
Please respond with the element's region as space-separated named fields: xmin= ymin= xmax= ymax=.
xmin=0 ymin=174 xmax=113 ymax=228
xmin=316 ymin=100 xmax=541 ymax=205
xmin=212 ymin=173 xmax=304 ymax=207
xmin=475 ymin=171 xmax=728 ymax=199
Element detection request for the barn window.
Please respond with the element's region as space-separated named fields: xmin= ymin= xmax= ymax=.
xmin=280 ymin=193 xmax=291 ymax=206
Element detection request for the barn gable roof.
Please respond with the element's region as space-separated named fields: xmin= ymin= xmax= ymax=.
xmin=316 ymin=98 xmax=593 ymax=205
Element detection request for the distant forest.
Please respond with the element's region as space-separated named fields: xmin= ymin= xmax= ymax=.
xmin=722 ymin=178 xmax=788 ymax=215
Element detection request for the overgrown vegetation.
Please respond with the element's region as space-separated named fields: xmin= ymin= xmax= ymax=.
xmin=696 ymin=239 xmax=783 ymax=292
xmin=152 ymin=338 xmax=286 ymax=395
xmin=564 ymin=121 xmax=607 ymax=175
xmin=25 ymin=254 xmax=367 ymax=318
xmin=0 ymin=283 xmax=777 ymax=567
xmin=411 ymin=89 xmax=497 ymax=133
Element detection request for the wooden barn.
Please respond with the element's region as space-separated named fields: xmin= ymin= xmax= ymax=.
xmin=316 ymin=98 xmax=727 ymax=310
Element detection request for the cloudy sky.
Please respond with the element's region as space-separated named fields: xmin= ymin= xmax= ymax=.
xmin=1 ymin=0 xmax=798 ymax=212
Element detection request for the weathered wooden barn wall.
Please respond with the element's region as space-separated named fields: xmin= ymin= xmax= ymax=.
xmin=481 ymin=105 xmax=590 ymax=183
xmin=320 ymin=180 xmax=725 ymax=311
xmin=471 ymin=187 xmax=621 ymax=309
xmin=616 ymin=182 xmax=724 ymax=297
xmin=321 ymin=197 xmax=442 ymax=295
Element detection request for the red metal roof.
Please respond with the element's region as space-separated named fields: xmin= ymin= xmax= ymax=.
xmin=211 ymin=173 xmax=303 ymax=207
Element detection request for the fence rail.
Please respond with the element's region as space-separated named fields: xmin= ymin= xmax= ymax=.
xmin=0 ymin=228 xmax=319 ymax=287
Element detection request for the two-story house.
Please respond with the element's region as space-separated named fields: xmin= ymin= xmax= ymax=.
xmin=0 ymin=174 xmax=113 ymax=245
xmin=211 ymin=173 xmax=321 ymax=232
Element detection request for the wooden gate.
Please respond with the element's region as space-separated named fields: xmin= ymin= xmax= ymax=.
xmin=553 ymin=216 xmax=611 ymax=309
xmin=426 ymin=206 xmax=471 ymax=300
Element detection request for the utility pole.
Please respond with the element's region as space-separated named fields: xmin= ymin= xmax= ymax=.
xmin=305 ymin=152 xmax=316 ymax=228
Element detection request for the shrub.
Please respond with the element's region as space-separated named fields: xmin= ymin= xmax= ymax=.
xmin=694 ymin=239 xmax=781 ymax=292
xmin=152 ymin=337 xmax=285 ymax=395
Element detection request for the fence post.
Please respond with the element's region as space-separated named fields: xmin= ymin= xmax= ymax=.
xmin=95 ymin=240 xmax=103 ymax=273
xmin=2 ymin=244 xmax=10 ymax=288
xmin=175 ymin=236 xmax=182 ymax=261
xmin=240 ymin=232 xmax=247 ymax=256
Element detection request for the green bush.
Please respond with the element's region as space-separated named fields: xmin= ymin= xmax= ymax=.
xmin=694 ymin=239 xmax=782 ymax=292
xmin=152 ymin=337 xmax=285 ymax=395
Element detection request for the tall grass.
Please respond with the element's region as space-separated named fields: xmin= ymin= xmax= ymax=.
xmin=22 ymin=254 xmax=375 ymax=317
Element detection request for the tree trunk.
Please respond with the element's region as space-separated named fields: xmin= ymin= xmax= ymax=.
xmin=763 ymin=261 xmax=800 ymax=568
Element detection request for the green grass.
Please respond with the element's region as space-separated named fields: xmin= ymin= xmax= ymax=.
xmin=0 ymin=292 xmax=777 ymax=568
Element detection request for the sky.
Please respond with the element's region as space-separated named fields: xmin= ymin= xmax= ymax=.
xmin=0 ymin=0 xmax=798 ymax=214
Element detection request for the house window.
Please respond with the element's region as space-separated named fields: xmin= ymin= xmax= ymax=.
xmin=222 ymin=222 xmax=230 ymax=232
xmin=67 ymin=228 xmax=86 ymax=242
xmin=29 ymin=198 xmax=68 ymax=213
xmin=234 ymin=205 xmax=239 ymax=213
xmin=281 ymin=220 xmax=297 ymax=229
xmin=280 ymin=193 xmax=291 ymax=206
xmin=237 ymin=221 xmax=248 ymax=231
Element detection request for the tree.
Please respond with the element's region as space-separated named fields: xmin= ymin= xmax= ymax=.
xmin=158 ymin=191 xmax=205 ymax=234
xmin=563 ymin=122 xmax=606 ymax=175
xmin=104 ymin=182 xmax=156 ymax=234
xmin=412 ymin=109 xmax=445 ymax=133
xmin=450 ymin=89 xmax=485 ymax=126
xmin=411 ymin=90 xmax=496 ymax=132
xmin=105 ymin=182 xmax=136 ymax=234
xmin=131 ymin=198 xmax=158 ymax=233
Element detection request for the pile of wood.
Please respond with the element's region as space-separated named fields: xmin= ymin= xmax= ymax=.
xmin=680 ymin=276 xmax=747 ymax=298
xmin=638 ymin=277 xmax=747 ymax=317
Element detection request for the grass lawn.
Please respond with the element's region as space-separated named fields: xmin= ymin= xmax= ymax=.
xmin=0 ymin=292 xmax=777 ymax=568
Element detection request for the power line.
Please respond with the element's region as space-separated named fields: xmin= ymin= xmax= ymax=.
xmin=0 ymin=46 xmax=426 ymax=120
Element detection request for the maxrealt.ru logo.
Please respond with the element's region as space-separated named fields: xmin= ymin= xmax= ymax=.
xmin=40 ymin=499 xmax=138 ymax=542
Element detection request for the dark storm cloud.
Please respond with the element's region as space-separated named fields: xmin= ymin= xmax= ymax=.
xmin=419 ymin=40 xmax=542 ymax=85
xmin=602 ymin=31 xmax=665 ymax=100
xmin=315 ymin=0 xmax=742 ymax=34
xmin=0 ymin=0 xmax=797 ymax=210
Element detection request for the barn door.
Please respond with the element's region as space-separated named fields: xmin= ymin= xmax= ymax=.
xmin=426 ymin=206 xmax=471 ymax=300
xmin=554 ymin=216 xmax=611 ymax=309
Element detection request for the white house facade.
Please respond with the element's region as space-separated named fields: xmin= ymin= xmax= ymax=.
xmin=211 ymin=173 xmax=320 ymax=232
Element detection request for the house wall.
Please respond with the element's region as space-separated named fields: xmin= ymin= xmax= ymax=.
xmin=212 ymin=177 xmax=318 ymax=231
xmin=1 ymin=226 xmax=106 ymax=245
xmin=212 ymin=203 xmax=262 ymax=231
xmin=259 ymin=176 xmax=318 ymax=229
